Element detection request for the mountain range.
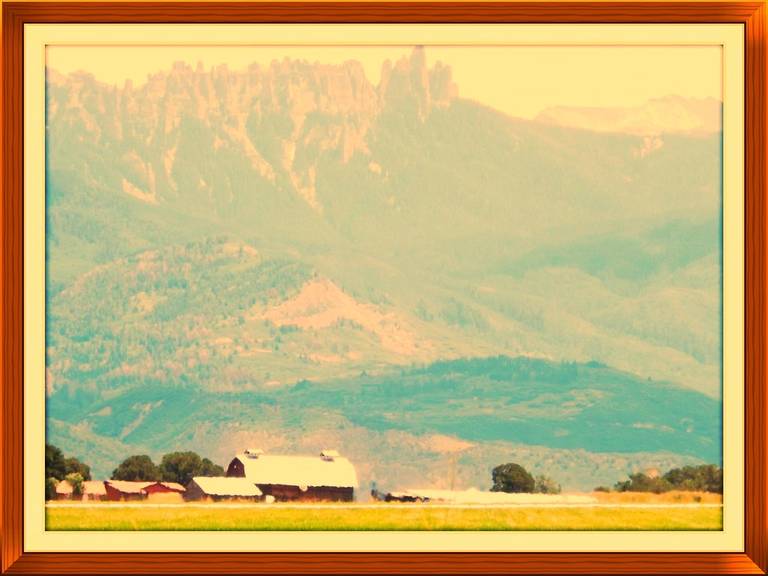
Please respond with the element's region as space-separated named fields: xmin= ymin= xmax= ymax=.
xmin=537 ymin=95 xmax=721 ymax=136
xmin=45 ymin=48 xmax=722 ymax=491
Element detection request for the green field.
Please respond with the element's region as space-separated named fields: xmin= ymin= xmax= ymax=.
xmin=46 ymin=505 xmax=722 ymax=531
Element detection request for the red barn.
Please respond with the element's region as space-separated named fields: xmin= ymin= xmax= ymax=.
xmin=226 ymin=449 xmax=358 ymax=502
xmin=104 ymin=480 xmax=154 ymax=501
xmin=105 ymin=480 xmax=186 ymax=500
xmin=144 ymin=482 xmax=185 ymax=496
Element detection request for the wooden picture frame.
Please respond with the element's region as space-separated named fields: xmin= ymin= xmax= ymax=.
xmin=2 ymin=1 xmax=765 ymax=573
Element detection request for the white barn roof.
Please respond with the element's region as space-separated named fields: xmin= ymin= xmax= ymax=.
xmin=191 ymin=476 xmax=263 ymax=497
xmin=157 ymin=482 xmax=186 ymax=492
xmin=55 ymin=480 xmax=73 ymax=495
xmin=82 ymin=480 xmax=107 ymax=496
xmin=232 ymin=453 xmax=358 ymax=488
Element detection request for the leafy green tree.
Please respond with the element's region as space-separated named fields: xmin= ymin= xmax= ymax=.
xmin=199 ymin=457 xmax=225 ymax=477
xmin=64 ymin=456 xmax=91 ymax=481
xmin=614 ymin=472 xmax=672 ymax=494
xmin=663 ymin=464 xmax=722 ymax=493
xmin=159 ymin=451 xmax=224 ymax=485
xmin=159 ymin=452 xmax=200 ymax=485
xmin=111 ymin=455 xmax=160 ymax=481
xmin=490 ymin=463 xmax=535 ymax=493
xmin=45 ymin=444 xmax=67 ymax=480
xmin=615 ymin=464 xmax=723 ymax=494
xmin=65 ymin=472 xmax=84 ymax=497
xmin=46 ymin=444 xmax=91 ymax=481
xmin=45 ymin=477 xmax=59 ymax=501
xmin=533 ymin=474 xmax=561 ymax=494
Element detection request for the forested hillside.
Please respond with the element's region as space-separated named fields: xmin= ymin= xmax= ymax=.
xmin=45 ymin=48 xmax=722 ymax=490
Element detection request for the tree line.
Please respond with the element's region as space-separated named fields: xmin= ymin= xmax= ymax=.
xmin=602 ymin=464 xmax=723 ymax=494
xmin=45 ymin=444 xmax=92 ymax=500
xmin=491 ymin=462 xmax=723 ymax=495
xmin=46 ymin=445 xmax=723 ymax=500
xmin=45 ymin=444 xmax=224 ymax=499
xmin=111 ymin=452 xmax=224 ymax=484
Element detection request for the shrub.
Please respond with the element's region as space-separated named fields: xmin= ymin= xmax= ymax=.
xmin=533 ymin=475 xmax=561 ymax=494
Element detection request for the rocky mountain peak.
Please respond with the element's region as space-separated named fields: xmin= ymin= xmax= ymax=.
xmin=46 ymin=47 xmax=458 ymax=212
xmin=379 ymin=46 xmax=458 ymax=119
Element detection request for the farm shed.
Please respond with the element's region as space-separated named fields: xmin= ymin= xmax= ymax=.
xmin=54 ymin=479 xmax=73 ymax=500
xmin=185 ymin=477 xmax=263 ymax=502
xmin=81 ymin=480 xmax=107 ymax=501
xmin=226 ymin=449 xmax=358 ymax=502
xmin=105 ymin=481 xmax=187 ymax=500
xmin=144 ymin=482 xmax=185 ymax=496
xmin=104 ymin=480 xmax=155 ymax=501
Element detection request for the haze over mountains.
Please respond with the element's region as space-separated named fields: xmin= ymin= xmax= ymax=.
xmin=537 ymin=95 xmax=721 ymax=136
xmin=45 ymin=48 xmax=722 ymax=490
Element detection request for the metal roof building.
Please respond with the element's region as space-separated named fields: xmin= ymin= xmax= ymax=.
xmin=104 ymin=480 xmax=186 ymax=500
xmin=54 ymin=479 xmax=73 ymax=500
xmin=226 ymin=449 xmax=358 ymax=502
xmin=185 ymin=476 xmax=263 ymax=501
xmin=82 ymin=480 xmax=107 ymax=500
xmin=104 ymin=480 xmax=155 ymax=501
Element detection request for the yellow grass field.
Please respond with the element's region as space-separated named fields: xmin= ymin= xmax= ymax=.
xmin=591 ymin=490 xmax=723 ymax=504
xmin=46 ymin=503 xmax=722 ymax=531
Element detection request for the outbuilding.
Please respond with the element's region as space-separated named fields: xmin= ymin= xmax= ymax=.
xmin=226 ymin=448 xmax=358 ymax=502
xmin=81 ymin=480 xmax=107 ymax=501
xmin=144 ymin=481 xmax=186 ymax=496
xmin=104 ymin=480 xmax=186 ymax=500
xmin=54 ymin=479 xmax=73 ymax=500
xmin=185 ymin=476 xmax=263 ymax=502
xmin=104 ymin=480 xmax=155 ymax=501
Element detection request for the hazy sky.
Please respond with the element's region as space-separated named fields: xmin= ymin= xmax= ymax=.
xmin=47 ymin=45 xmax=721 ymax=119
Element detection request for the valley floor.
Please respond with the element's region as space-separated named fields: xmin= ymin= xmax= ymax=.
xmin=46 ymin=503 xmax=722 ymax=531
